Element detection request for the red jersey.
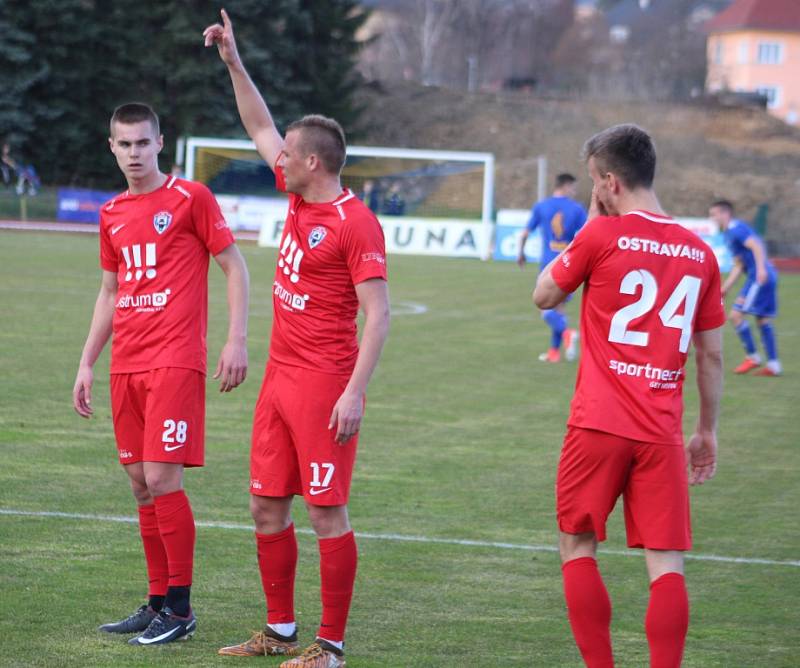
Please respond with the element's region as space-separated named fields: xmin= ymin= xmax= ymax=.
xmin=551 ymin=210 xmax=725 ymax=444
xmin=99 ymin=175 xmax=235 ymax=375
xmin=269 ymin=165 xmax=387 ymax=375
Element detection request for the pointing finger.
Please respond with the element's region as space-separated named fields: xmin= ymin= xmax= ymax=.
xmin=221 ymin=8 xmax=231 ymax=28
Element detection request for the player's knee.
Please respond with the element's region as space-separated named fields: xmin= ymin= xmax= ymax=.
xmin=307 ymin=503 xmax=350 ymax=538
xmin=250 ymin=494 xmax=292 ymax=533
xmin=559 ymin=531 xmax=596 ymax=563
xmin=143 ymin=471 xmax=181 ymax=497
xmin=129 ymin=480 xmax=152 ymax=505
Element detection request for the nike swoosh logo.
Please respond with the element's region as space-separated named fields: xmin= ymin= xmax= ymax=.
xmin=308 ymin=487 xmax=332 ymax=496
xmin=135 ymin=618 xmax=196 ymax=644
xmin=164 ymin=443 xmax=185 ymax=452
xmin=111 ymin=224 xmax=126 ymax=235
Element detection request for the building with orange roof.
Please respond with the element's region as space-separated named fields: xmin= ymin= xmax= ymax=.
xmin=706 ymin=0 xmax=800 ymax=124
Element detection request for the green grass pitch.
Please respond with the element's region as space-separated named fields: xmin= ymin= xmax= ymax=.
xmin=1 ymin=230 xmax=798 ymax=667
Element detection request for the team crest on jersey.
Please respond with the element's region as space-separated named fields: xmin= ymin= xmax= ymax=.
xmin=153 ymin=211 xmax=173 ymax=234
xmin=308 ymin=226 xmax=327 ymax=249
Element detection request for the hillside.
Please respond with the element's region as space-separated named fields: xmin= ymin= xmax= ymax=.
xmin=355 ymin=82 xmax=800 ymax=251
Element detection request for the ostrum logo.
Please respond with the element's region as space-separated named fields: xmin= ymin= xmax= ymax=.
xmin=116 ymin=289 xmax=171 ymax=311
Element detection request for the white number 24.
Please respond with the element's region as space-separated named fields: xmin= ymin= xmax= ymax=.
xmin=608 ymin=270 xmax=701 ymax=353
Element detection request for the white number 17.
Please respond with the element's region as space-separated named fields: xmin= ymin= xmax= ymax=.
xmin=608 ymin=269 xmax=701 ymax=353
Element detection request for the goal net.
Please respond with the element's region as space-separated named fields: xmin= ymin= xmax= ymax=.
xmin=184 ymin=138 xmax=495 ymax=259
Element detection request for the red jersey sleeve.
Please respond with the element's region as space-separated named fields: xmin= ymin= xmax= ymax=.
xmin=274 ymin=157 xmax=286 ymax=192
xmin=99 ymin=208 xmax=116 ymax=272
xmin=191 ymin=184 xmax=235 ymax=256
xmin=341 ymin=210 xmax=388 ymax=285
xmin=550 ymin=216 xmax=609 ymax=293
xmin=694 ymin=253 xmax=726 ymax=332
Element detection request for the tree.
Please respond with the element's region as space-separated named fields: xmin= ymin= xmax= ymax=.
xmin=0 ymin=0 xmax=369 ymax=187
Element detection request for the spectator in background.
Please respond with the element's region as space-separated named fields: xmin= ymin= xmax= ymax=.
xmin=1 ymin=143 xmax=16 ymax=187
xmin=360 ymin=179 xmax=381 ymax=213
xmin=16 ymin=162 xmax=40 ymax=196
xmin=3 ymin=143 xmax=40 ymax=196
xmin=382 ymin=182 xmax=405 ymax=216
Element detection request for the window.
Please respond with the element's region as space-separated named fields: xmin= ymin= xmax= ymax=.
xmin=757 ymin=42 xmax=783 ymax=65
xmin=756 ymin=86 xmax=781 ymax=109
xmin=713 ymin=40 xmax=724 ymax=65
xmin=738 ymin=40 xmax=748 ymax=64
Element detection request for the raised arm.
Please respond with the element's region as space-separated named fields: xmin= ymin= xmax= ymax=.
xmin=686 ymin=326 xmax=723 ymax=485
xmin=73 ymin=270 xmax=118 ymax=417
xmin=328 ymin=279 xmax=390 ymax=444
xmin=204 ymin=8 xmax=285 ymax=170
xmin=212 ymin=244 xmax=249 ymax=392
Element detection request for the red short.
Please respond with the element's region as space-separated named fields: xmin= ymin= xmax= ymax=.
xmin=556 ymin=426 xmax=691 ymax=550
xmin=250 ymin=363 xmax=358 ymax=506
xmin=110 ymin=367 xmax=205 ymax=467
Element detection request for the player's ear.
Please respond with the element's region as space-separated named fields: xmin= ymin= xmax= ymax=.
xmin=306 ymin=153 xmax=319 ymax=172
xmin=157 ymin=134 xmax=164 ymax=153
xmin=108 ymin=136 xmax=114 ymax=153
xmin=608 ymin=172 xmax=620 ymax=195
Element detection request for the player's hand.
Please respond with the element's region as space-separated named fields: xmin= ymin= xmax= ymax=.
xmin=686 ymin=431 xmax=717 ymax=485
xmin=328 ymin=388 xmax=365 ymax=445
xmin=516 ymin=252 xmax=527 ymax=269
xmin=588 ymin=187 xmax=608 ymax=219
xmin=756 ymin=267 xmax=768 ymax=285
xmin=213 ymin=338 xmax=248 ymax=392
xmin=73 ymin=366 xmax=94 ymax=418
xmin=203 ymin=8 xmax=241 ymax=66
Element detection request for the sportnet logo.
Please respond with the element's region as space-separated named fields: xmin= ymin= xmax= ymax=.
xmin=116 ymin=289 xmax=171 ymax=312
xmin=608 ymin=358 xmax=684 ymax=390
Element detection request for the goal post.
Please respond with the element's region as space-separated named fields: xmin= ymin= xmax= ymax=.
xmin=184 ymin=137 xmax=495 ymax=259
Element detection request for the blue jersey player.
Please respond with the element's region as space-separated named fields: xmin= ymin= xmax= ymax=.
xmin=709 ymin=200 xmax=781 ymax=376
xmin=518 ymin=173 xmax=587 ymax=362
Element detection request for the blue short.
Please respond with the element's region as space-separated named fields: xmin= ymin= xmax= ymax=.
xmin=734 ymin=273 xmax=778 ymax=318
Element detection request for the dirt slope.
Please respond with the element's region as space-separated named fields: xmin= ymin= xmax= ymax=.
xmin=355 ymin=82 xmax=800 ymax=251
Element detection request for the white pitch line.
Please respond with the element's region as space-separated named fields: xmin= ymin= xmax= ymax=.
xmin=2 ymin=508 xmax=798 ymax=568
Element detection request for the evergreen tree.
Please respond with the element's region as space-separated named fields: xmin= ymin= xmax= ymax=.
xmin=284 ymin=0 xmax=370 ymax=132
xmin=0 ymin=0 xmax=369 ymax=187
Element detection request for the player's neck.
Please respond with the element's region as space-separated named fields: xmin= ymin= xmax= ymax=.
xmin=618 ymin=189 xmax=666 ymax=217
xmin=126 ymin=170 xmax=168 ymax=196
xmin=299 ymin=177 xmax=344 ymax=204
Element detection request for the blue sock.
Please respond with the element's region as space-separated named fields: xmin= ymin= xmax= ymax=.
xmin=543 ymin=309 xmax=566 ymax=349
xmin=759 ymin=322 xmax=778 ymax=361
xmin=735 ymin=321 xmax=757 ymax=356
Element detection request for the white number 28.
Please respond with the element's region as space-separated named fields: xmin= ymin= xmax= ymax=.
xmin=608 ymin=270 xmax=701 ymax=353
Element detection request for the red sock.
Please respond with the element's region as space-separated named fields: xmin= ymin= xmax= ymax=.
xmin=646 ymin=573 xmax=688 ymax=668
xmin=138 ymin=504 xmax=169 ymax=597
xmin=256 ymin=524 xmax=298 ymax=624
xmin=153 ymin=490 xmax=195 ymax=587
xmin=562 ymin=557 xmax=614 ymax=668
xmin=317 ymin=531 xmax=357 ymax=642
